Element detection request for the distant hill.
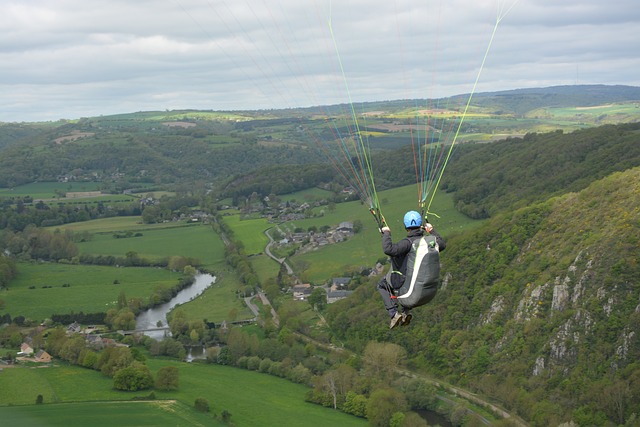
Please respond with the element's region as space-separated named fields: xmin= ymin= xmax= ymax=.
xmin=0 ymin=84 xmax=638 ymax=191
xmin=453 ymin=84 xmax=640 ymax=115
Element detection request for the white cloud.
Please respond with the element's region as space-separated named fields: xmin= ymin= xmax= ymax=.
xmin=1 ymin=0 xmax=639 ymax=122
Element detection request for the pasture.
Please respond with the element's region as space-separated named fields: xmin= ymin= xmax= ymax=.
xmin=249 ymin=253 xmax=281 ymax=283
xmin=1 ymin=263 xmax=183 ymax=320
xmin=0 ymin=401 xmax=219 ymax=427
xmin=175 ymin=268 xmax=253 ymax=322
xmin=0 ymin=181 xmax=103 ymax=199
xmin=280 ymin=186 xmax=333 ymax=203
xmin=220 ymin=215 xmax=270 ymax=255
xmin=0 ymin=361 xmax=366 ymax=427
xmin=75 ymin=222 xmax=226 ymax=270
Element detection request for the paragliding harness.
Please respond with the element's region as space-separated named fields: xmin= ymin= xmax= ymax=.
xmin=384 ymin=234 xmax=441 ymax=310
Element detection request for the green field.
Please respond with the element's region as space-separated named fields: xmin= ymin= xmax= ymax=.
xmin=0 ymin=181 xmax=103 ymax=199
xmin=175 ymin=268 xmax=253 ymax=322
xmin=75 ymin=222 xmax=226 ymax=270
xmin=4 ymin=216 xmax=244 ymax=323
xmin=280 ymin=187 xmax=334 ymax=203
xmin=0 ymin=401 xmax=220 ymax=427
xmin=52 ymin=216 xmax=161 ymax=233
xmin=220 ymin=215 xmax=270 ymax=255
xmin=249 ymin=253 xmax=281 ymax=283
xmin=0 ymin=361 xmax=367 ymax=427
xmin=0 ymin=263 xmax=184 ymax=320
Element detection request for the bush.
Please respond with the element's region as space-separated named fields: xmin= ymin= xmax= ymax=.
xmin=195 ymin=397 xmax=210 ymax=413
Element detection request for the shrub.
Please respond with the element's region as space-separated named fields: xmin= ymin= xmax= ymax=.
xmin=195 ymin=397 xmax=210 ymax=413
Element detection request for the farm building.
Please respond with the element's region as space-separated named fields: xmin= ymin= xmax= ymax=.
xmin=34 ymin=350 xmax=52 ymax=363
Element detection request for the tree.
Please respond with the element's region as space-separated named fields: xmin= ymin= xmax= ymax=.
xmin=98 ymin=346 xmax=134 ymax=377
xmin=36 ymin=394 xmax=44 ymax=404
xmin=315 ymin=364 xmax=358 ymax=409
xmin=169 ymin=309 xmax=189 ymax=338
xmin=113 ymin=362 xmax=154 ymax=391
xmin=308 ymin=287 xmax=326 ymax=311
xmin=155 ymin=366 xmax=180 ymax=391
xmin=59 ymin=335 xmax=87 ymax=364
xmin=343 ymin=391 xmax=368 ymax=417
xmin=366 ymin=387 xmax=408 ymax=427
xmin=363 ymin=342 xmax=406 ymax=384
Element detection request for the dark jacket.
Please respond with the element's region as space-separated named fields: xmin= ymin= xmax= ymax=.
xmin=382 ymin=227 xmax=446 ymax=287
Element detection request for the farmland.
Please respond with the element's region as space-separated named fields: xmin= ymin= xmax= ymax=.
xmin=3 ymin=263 xmax=183 ymax=321
xmin=0 ymin=361 xmax=367 ymax=427
xmin=75 ymin=223 xmax=226 ymax=270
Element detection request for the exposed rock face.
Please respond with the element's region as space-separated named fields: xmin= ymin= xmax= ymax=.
xmin=515 ymin=283 xmax=548 ymax=322
xmin=552 ymin=283 xmax=569 ymax=312
xmin=481 ymin=295 xmax=505 ymax=325
xmin=440 ymin=271 xmax=452 ymax=290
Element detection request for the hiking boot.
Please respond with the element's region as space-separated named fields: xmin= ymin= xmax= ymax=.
xmin=401 ymin=312 xmax=413 ymax=326
xmin=389 ymin=312 xmax=403 ymax=329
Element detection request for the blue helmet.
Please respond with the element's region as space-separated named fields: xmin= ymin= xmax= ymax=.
xmin=403 ymin=211 xmax=422 ymax=228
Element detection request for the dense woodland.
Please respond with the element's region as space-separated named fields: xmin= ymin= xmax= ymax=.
xmin=1 ymin=86 xmax=640 ymax=426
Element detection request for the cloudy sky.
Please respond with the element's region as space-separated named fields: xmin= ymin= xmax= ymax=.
xmin=2 ymin=0 xmax=639 ymax=122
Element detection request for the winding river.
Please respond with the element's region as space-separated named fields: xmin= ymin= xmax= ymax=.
xmin=135 ymin=273 xmax=216 ymax=340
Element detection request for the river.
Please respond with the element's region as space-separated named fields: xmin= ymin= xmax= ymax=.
xmin=135 ymin=273 xmax=216 ymax=340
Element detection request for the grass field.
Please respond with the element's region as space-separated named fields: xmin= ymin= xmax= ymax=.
xmin=175 ymin=267 xmax=253 ymax=322
xmin=75 ymin=222 xmax=226 ymax=270
xmin=220 ymin=215 xmax=270 ymax=255
xmin=52 ymin=216 xmax=160 ymax=233
xmin=0 ymin=401 xmax=220 ymax=427
xmin=5 ymin=217 xmax=242 ymax=322
xmin=0 ymin=361 xmax=367 ymax=427
xmin=280 ymin=187 xmax=333 ymax=203
xmin=249 ymin=253 xmax=281 ymax=283
xmin=1 ymin=263 xmax=183 ymax=320
xmin=0 ymin=181 xmax=103 ymax=199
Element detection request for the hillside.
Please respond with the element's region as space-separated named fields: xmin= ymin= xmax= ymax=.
xmin=441 ymin=121 xmax=640 ymax=218
xmin=457 ymin=84 xmax=640 ymax=115
xmin=1 ymin=85 xmax=639 ymax=191
xmin=326 ymin=166 xmax=640 ymax=425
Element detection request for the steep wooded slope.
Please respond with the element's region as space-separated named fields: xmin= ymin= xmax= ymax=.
xmin=441 ymin=122 xmax=640 ymax=218
xmin=327 ymin=167 xmax=640 ymax=426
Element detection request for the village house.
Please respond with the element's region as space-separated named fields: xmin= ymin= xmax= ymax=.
xmin=327 ymin=289 xmax=353 ymax=304
xmin=18 ymin=343 xmax=34 ymax=356
xmin=67 ymin=321 xmax=81 ymax=335
xmin=34 ymin=350 xmax=52 ymax=363
xmin=336 ymin=222 xmax=354 ymax=233
xmin=292 ymin=283 xmax=313 ymax=301
xmin=327 ymin=277 xmax=353 ymax=303
xmin=331 ymin=277 xmax=351 ymax=291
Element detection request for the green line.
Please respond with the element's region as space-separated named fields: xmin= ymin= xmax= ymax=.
xmin=426 ymin=4 xmax=514 ymax=213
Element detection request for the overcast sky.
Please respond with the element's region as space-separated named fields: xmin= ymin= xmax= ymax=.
xmin=2 ymin=0 xmax=639 ymax=122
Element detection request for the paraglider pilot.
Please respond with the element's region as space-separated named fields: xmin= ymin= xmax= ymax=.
xmin=378 ymin=211 xmax=446 ymax=329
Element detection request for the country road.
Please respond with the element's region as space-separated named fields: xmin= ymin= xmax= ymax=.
xmin=264 ymin=227 xmax=293 ymax=274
